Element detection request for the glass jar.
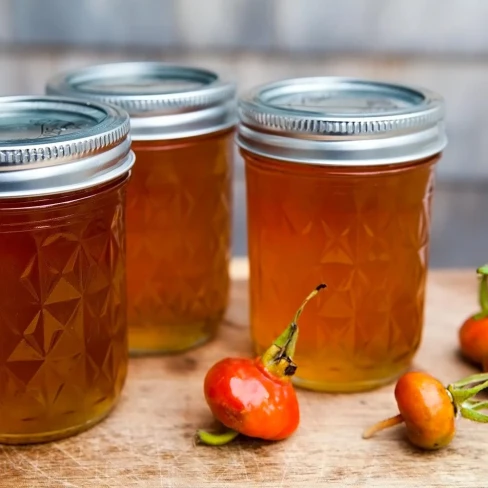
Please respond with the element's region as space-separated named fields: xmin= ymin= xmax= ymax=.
xmin=0 ymin=96 xmax=135 ymax=443
xmin=47 ymin=63 xmax=236 ymax=354
xmin=238 ymin=77 xmax=447 ymax=392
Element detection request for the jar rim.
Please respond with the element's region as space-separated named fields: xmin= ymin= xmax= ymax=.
xmin=0 ymin=95 xmax=134 ymax=198
xmin=46 ymin=62 xmax=237 ymax=141
xmin=237 ymin=76 xmax=447 ymax=165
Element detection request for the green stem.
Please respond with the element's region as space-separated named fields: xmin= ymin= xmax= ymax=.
xmin=197 ymin=429 xmax=239 ymax=446
xmin=464 ymin=400 xmax=488 ymax=411
xmin=261 ymin=284 xmax=326 ymax=378
xmin=449 ymin=380 xmax=488 ymax=404
xmin=448 ymin=372 xmax=488 ymax=388
xmin=447 ymin=372 xmax=488 ymax=424
xmin=269 ymin=321 xmax=299 ymax=358
xmin=477 ymin=265 xmax=488 ymax=316
xmin=293 ymin=284 xmax=327 ymax=325
xmin=459 ymin=407 xmax=488 ymax=423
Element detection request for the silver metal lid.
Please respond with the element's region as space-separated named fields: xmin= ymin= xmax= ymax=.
xmin=0 ymin=96 xmax=134 ymax=198
xmin=237 ymin=77 xmax=447 ymax=165
xmin=46 ymin=62 xmax=237 ymax=141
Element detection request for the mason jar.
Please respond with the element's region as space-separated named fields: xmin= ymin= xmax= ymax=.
xmin=47 ymin=63 xmax=236 ymax=354
xmin=0 ymin=96 xmax=134 ymax=443
xmin=238 ymin=77 xmax=447 ymax=392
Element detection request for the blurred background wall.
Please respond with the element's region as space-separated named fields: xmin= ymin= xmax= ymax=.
xmin=0 ymin=0 xmax=486 ymax=267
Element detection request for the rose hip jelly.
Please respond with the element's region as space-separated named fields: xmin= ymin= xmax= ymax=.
xmin=0 ymin=96 xmax=134 ymax=443
xmin=47 ymin=63 xmax=236 ymax=354
xmin=237 ymin=77 xmax=447 ymax=392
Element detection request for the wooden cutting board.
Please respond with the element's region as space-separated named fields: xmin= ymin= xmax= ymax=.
xmin=0 ymin=258 xmax=485 ymax=488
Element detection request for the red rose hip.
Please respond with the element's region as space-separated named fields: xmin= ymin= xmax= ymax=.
xmin=197 ymin=284 xmax=326 ymax=445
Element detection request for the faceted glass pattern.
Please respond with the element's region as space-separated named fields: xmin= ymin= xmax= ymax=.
xmin=244 ymin=153 xmax=439 ymax=392
xmin=127 ymin=131 xmax=233 ymax=353
xmin=0 ymin=178 xmax=128 ymax=443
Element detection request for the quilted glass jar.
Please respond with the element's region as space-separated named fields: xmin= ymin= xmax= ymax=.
xmin=0 ymin=96 xmax=134 ymax=443
xmin=238 ymin=77 xmax=447 ymax=392
xmin=48 ymin=63 xmax=236 ymax=354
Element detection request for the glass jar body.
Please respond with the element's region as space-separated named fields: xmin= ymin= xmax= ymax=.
xmin=243 ymin=150 xmax=440 ymax=392
xmin=127 ymin=130 xmax=234 ymax=354
xmin=0 ymin=176 xmax=129 ymax=444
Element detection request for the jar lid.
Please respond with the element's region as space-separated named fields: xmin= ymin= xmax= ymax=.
xmin=46 ymin=62 xmax=237 ymax=141
xmin=0 ymin=96 xmax=134 ymax=198
xmin=237 ymin=77 xmax=447 ymax=165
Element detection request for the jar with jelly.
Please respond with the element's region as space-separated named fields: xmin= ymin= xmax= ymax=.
xmin=0 ymin=96 xmax=134 ymax=443
xmin=47 ymin=63 xmax=236 ymax=354
xmin=238 ymin=77 xmax=447 ymax=392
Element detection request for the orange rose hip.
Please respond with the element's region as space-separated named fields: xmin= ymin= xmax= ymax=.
xmin=363 ymin=371 xmax=488 ymax=450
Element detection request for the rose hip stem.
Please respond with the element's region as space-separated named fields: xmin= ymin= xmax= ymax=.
xmin=260 ymin=283 xmax=327 ymax=377
xmin=476 ymin=265 xmax=488 ymax=318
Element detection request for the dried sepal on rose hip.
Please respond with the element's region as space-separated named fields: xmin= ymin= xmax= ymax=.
xmin=362 ymin=371 xmax=488 ymax=450
xmin=196 ymin=284 xmax=326 ymax=446
xmin=459 ymin=265 xmax=488 ymax=367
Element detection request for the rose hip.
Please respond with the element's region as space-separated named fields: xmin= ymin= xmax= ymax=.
xmin=197 ymin=284 xmax=326 ymax=445
xmin=363 ymin=371 xmax=488 ymax=450
xmin=459 ymin=265 xmax=488 ymax=365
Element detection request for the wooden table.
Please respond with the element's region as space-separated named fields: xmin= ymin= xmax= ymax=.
xmin=0 ymin=259 xmax=485 ymax=487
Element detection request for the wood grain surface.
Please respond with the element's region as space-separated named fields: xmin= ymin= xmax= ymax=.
xmin=0 ymin=258 xmax=485 ymax=488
